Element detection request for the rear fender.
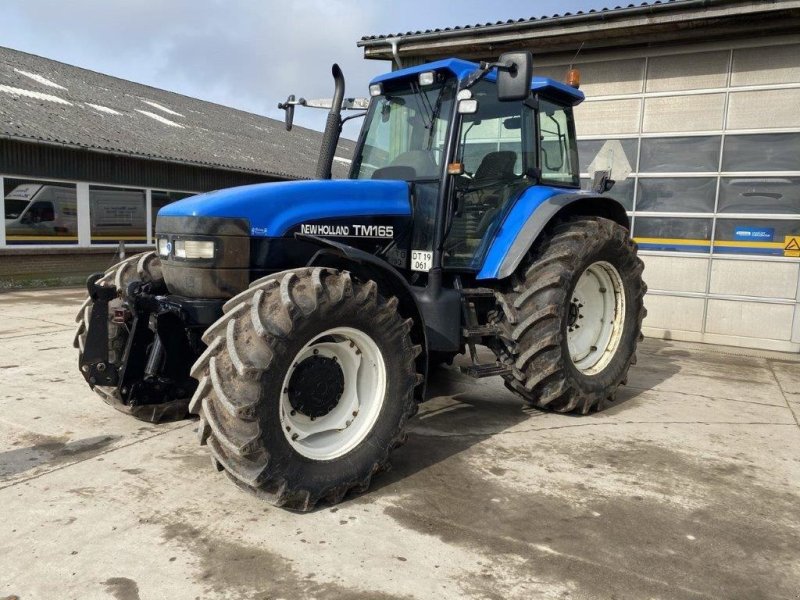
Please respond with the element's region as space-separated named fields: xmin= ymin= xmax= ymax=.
xmin=301 ymin=234 xmax=429 ymax=402
xmin=477 ymin=191 xmax=629 ymax=280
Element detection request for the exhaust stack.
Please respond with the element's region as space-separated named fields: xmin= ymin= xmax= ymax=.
xmin=315 ymin=64 xmax=345 ymax=180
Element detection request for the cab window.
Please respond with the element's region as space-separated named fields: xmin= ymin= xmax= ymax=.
xmin=539 ymin=99 xmax=579 ymax=187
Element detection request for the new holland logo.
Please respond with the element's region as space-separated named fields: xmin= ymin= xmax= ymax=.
xmin=300 ymin=224 xmax=394 ymax=239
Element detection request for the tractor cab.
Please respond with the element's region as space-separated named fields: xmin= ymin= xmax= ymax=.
xmin=350 ymin=58 xmax=583 ymax=272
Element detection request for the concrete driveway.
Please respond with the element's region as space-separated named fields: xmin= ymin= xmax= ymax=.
xmin=1 ymin=288 xmax=799 ymax=600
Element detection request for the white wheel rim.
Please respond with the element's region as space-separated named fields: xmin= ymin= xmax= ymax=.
xmin=567 ymin=261 xmax=626 ymax=375
xmin=279 ymin=326 xmax=387 ymax=461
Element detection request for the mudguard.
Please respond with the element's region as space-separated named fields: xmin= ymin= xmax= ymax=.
xmin=476 ymin=188 xmax=629 ymax=280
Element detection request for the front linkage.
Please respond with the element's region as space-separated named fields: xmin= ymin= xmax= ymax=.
xmin=78 ymin=272 xmax=220 ymax=422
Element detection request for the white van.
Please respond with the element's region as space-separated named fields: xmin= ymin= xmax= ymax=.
xmin=4 ymin=183 xmax=78 ymax=240
xmin=4 ymin=183 xmax=147 ymax=241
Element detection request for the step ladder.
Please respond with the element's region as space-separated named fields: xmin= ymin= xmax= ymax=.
xmin=456 ymin=281 xmax=512 ymax=379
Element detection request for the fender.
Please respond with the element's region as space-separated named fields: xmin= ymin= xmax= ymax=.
xmin=299 ymin=234 xmax=430 ymax=402
xmin=476 ymin=189 xmax=629 ymax=280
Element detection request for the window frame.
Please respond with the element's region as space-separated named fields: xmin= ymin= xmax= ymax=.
xmin=536 ymin=94 xmax=581 ymax=189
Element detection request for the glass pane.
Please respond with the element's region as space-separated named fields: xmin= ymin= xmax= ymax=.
xmin=89 ymin=186 xmax=146 ymax=244
xmin=539 ymin=100 xmax=579 ymax=186
xmin=152 ymin=190 xmax=194 ymax=237
xmin=714 ymin=218 xmax=800 ymax=256
xmin=580 ymin=176 xmax=634 ymax=211
xmin=722 ymin=133 xmax=800 ymax=172
xmin=352 ymin=79 xmax=455 ymax=181
xmin=578 ymin=138 xmax=638 ymax=174
xmin=636 ymin=178 xmax=716 ymax=213
xmin=3 ymin=178 xmax=78 ymax=245
xmin=718 ymin=177 xmax=800 ymax=214
xmin=639 ymin=136 xmax=721 ymax=173
xmin=634 ymin=216 xmax=712 ymax=252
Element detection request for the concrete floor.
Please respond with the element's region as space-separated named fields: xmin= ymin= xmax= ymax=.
xmin=0 ymin=288 xmax=799 ymax=600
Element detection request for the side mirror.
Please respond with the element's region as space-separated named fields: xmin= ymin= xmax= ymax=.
xmin=497 ymin=51 xmax=533 ymax=102
xmin=592 ymin=170 xmax=616 ymax=194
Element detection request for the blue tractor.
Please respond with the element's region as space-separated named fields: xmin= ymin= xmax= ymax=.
xmin=75 ymin=53 xmax=645 ymax=510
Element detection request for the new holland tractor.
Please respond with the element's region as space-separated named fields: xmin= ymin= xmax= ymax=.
xmin=74 ymin=52 xmax=645 ymax=510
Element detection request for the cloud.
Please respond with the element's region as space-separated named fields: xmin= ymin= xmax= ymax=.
xmin=0 ymin=0 xmax=387 ymax=134
xmin=0 ymin=0 xmax=613 ymax=137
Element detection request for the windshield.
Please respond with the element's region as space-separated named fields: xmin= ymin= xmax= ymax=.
xmin=5 ymin=199 xmax=30 ymax=220
xmin=351 ymin=77 xmax=456 ymax=181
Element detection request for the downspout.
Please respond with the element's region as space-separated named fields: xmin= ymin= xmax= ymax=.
xmin=387 ymin=37 xmax=404 ymax=70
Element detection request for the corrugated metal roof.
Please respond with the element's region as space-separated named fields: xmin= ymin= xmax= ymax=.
xmin=0 ymin=46 xmax=353 ymax=180
xmin=359 ymin=1 xmax=686 ymax=41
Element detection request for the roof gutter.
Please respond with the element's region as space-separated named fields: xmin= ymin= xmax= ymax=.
xmin=358 ymin=0 xmax=785 ymax=50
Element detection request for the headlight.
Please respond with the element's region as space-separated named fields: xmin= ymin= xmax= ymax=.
xmin=157 ymin=237 xmax=170 ymax=257
xmin=174 ymin=239 xmax=215 ymax=259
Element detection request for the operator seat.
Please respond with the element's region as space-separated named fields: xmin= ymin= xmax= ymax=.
xmin=445 ymin=150 xmax=520 ymax=263
xmin=473 ymin=150 xmax=517 ymax=184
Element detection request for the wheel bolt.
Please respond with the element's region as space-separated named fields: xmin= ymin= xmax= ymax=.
xmin=310 ymin=416 xmax=315 ymax=421
xmin=345 ymin=420 xmax=352 ymax=427
xmin=291 ymin=433 xmax=299 ymax=441
xmin=286 ymin=426 xmax=291 ymax=432
xmin=599 ymin=287 xmax=607 ymax=293
xmin=352 ymin=411 xmax=358 ymax=417
xmin=313 ymin=348 xmax=319 ymax=355
xmin=290 ymin=410 xmax=296 ymax=416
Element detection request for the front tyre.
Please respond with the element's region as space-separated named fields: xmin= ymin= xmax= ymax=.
xmin=190 ymin=267 xmax=420 ymax=511
xmin=499 ymin=217 xmax=646 ymax=414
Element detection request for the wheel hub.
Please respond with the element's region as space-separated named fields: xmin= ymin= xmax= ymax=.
xmin=287 ymin=355 xmax=344 ymax=418
xmin=566 ymin=261 xmax=626 ymax=375
xmin=279 ymin=327 xmax=387 ymax=461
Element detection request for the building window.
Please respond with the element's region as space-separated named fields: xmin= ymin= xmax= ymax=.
xmin=89 ymin=185 xmax=146 ymax=244
xmin=634 ymin=217 xmax=713 ymax=253
xmin=580 ymin=176 xmax=635 ymax=211
xmin=151 ymin=190 xmax=195 ymax=238
xmin=3 ymin=178 xmax=78 ymax=245
xmin=718 ymin=177 xmax=800 ymax=214
xmin=722 ymin=133 xmax=800 ymax=172
xmin=637 ymin=178 xmax=717 ymax=213
xmin=639 ymin=136 xmax=721 ymax=173
xmin=714 ymin=218 xmax=800 ymax=256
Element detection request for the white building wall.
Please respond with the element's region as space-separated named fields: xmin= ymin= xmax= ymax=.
xmin=538 ymin=36 xmax=800 ymax=352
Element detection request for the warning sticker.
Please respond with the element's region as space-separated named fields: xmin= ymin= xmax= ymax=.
xmin=784 ymin=236 xmax=800 ymax=257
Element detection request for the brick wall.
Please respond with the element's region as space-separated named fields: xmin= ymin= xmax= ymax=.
xmin=0 ymin=247 xmax=151 ymax=289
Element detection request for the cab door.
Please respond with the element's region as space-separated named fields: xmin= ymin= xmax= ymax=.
xmin=444 ymin=82 xmax=535 ymax=270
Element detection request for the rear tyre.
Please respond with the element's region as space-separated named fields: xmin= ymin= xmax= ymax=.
xmin=498 ymin=217 xmax=646 ymax=414
xmin=73 ymin=251 xmax=188 ymax=422
xmin=189 ymin=267 xmax=420 ymax=511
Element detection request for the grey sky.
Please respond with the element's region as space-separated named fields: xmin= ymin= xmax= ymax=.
xmin=1 ymin=1 xmax=613 ymax=135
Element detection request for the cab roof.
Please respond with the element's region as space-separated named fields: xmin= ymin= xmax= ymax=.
xmin=370 ymin=57 xmax=585 ymax=106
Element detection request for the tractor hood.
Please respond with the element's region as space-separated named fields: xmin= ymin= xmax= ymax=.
xmin=157 ymin=179 xmax=412 ymax=238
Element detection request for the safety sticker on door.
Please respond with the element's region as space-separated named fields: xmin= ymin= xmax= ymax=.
xmin=411 ymin=250 xmax=433 ymax=272
xmin=784 ymin=236 xmax=800 ymax=257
